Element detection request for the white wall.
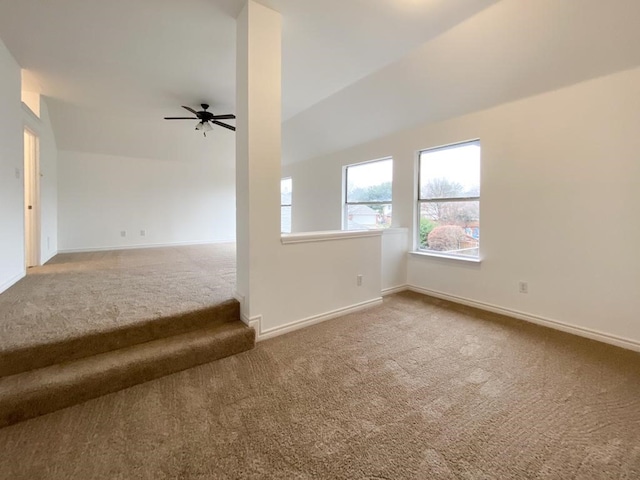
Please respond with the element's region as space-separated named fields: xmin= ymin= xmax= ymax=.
xmin=285 ymin=67 xmax=640 ymax=346
xmin=58 ymin=144 xmax=236 ymax=252
xmin=282 ymin=140 xmax=412 ymax=293
xmin=282 ymin=0 xmax=640 ymax=165
xmin=381 ymin=228 xmax=408 ymax=293
xmin=283 ymin=158 xmax=343 ymax=232
xmin=22 ymin=98 xmax=58 ymax=264
xmin=0 ymin=38 xmax=25 ymax=293
xmin=253 ymin=233 xmax=383 ymax=336
xmin=236 ymin=2 xmax=383 ymax=339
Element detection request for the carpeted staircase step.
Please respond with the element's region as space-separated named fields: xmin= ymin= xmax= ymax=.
xmin=0 ymin=299 xmax=240 ymax=378
xmin=0 ymin=320 xmax=255 ymax=428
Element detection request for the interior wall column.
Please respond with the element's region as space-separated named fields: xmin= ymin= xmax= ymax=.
xmin=235 ymin=0 xmax=282 ymax=320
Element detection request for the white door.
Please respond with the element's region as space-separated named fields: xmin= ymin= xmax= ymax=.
xmin=24 ymin=128 xmax=40 ymax=268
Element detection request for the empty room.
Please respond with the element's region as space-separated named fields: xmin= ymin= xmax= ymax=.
xmin=1 ymin=0 xmax=639 ymax=478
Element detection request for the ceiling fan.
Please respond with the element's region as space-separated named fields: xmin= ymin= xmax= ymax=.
xmin=164 ymin=104 xmax=236 ymax=136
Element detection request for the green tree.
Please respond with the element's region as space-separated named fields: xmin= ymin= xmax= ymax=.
xmin=348 ymin=181 xmax=392 ymax=215
xmin=419 ymin=218 xmax=437 ymax=248
xmin=347 ymin=181 xmax=392 ymax=203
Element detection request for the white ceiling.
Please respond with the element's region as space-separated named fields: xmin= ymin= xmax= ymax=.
xmin=0 ymin=0 xmax=238 ymax=113
xmin=0 ymin=0 xmax=639 ymax=163
xmin=260 ymin=0 xmax=500 ymax=119
xmin=0 ymin=0 xmax=497 ymax=158
xmin=283 ymin=0 xmax=640 ymax=163
xmin=0 ymin=0 xmax=497 ymax=116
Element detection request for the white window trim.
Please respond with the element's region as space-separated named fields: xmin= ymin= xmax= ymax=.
xmin=415 ymin=139 xmax=481 ymax=261
xmin=409 ymin=250 xmax=482 ymax=263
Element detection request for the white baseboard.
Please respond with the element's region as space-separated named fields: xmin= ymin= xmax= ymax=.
xmin=0 ymin=271 xmax=26 ymax=295
xmin=58 ymin=240 xmax=233 ymax=254
xmin=41 ymin=250 xmax=57 ymax=265
xmin=247 ymin=297 xmax=383 ymax=342
xmin=409 ymin=286 xmax=640 ymax=353
xmin=234 ymin=291 xmax=253 ymax=330
xmin=233 ymin=291 xmax=245 ymax=305
xmin=241 ymin=313 xmax=261 ymax=333
xmin=382 ymin=285 xmax=409 ymax=296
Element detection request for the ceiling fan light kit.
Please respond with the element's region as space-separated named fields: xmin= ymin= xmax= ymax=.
xmin=195 ymin=121 xmax=213 ymax=132
xmin=164 ymin=104 xmax=236 ymax=137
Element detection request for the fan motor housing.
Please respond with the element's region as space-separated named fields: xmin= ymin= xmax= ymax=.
xmin=198 ymin=104 xmax=213 ymax=121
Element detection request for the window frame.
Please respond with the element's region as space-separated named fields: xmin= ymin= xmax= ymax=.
xmin=416 ymin=139 xmax=481 ymax=259
xmin=343 ymin=157 xmax=393 ymax=231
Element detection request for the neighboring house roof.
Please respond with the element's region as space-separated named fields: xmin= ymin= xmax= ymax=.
xmin=348 ymin=205 xmax=377 ymax=215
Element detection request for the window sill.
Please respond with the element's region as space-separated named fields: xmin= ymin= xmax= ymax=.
xmin=409 ymin=250 xmax=482 ymax=263
xmin=281 ymin=229 xmax=383 ymax=245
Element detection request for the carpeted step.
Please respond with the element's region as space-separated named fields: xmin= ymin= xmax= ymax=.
xmin=0 ymin=320 xmax=255 ymax=428
xmin=0 ymin=299 xmax=240 ymax=378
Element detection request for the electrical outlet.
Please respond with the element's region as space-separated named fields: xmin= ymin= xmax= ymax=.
xmin=519 ymin=281 xmax=528 ymax=294
xmin=120 ymin=231 xmax=127 ymax=238
xmin=15 ymin=168 xmax=20 ymax=179
xmin=357 ymin=274 xmax=363 ymax=286
xmin=140 ymin=230 xmax=146 ymax=237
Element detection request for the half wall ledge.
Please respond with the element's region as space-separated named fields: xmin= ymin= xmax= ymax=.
xmin=281 ymin=229 xmax=383 ymax=245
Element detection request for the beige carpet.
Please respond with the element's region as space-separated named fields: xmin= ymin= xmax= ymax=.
xmin=0 ymin=243 xmax=236 ymax=354
xmin=1 ymin=291 xmax=639 ymax=479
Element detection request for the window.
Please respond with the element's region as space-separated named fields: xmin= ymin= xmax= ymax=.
xmin=344 ymin=158 xmax=393 ymax=230
xmin=281 ymin=177 xmax=292 ymax=233
xmin=418 ymin=140 xmax=480 ymax=258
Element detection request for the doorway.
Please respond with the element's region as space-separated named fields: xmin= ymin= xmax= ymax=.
xmin=24 ymin=128 xmax=40 ymax=268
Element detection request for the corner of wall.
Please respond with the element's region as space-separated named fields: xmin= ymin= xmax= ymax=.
xmin=0 ymin=36 xmax=26 ymax=292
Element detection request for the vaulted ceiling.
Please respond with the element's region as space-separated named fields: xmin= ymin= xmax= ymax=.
xmin=0 ymin=0 xmax=639 ymax=163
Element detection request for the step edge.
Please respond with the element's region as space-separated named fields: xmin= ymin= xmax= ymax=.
xmin=0 ymin=321 xmax=255 ymax=428
xmin=0 ymin=299 xmax=241 ymax=378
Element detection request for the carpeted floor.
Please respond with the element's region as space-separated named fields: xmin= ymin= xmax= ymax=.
xmin=1 ymin=291 xmax=639 ymax=479
xmin=0 ymin=244 xmax=236 ymax=354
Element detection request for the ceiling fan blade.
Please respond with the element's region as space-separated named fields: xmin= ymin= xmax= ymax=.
xmin=213 ymin=121 xmax=236 ymax=131
xmin=164 ymin=117 xmax=198 ymax=120
xmin=181 ymin=105 xmax=198 ymax=115
xmin=211 ymin=114 xmax=236 ymax=120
